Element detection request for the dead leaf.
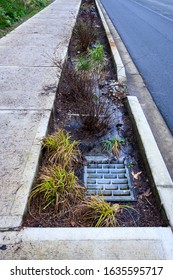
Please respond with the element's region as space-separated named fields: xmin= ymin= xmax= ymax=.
xmin=143 ymin=189 xmax=152 ymax=197
xmin=70 ymin=220 xmax=76 ymax=227
xmin=132 ymin=171 xmax=142 ymax=180
xmin=112 ymin=142 xmax=120 ymax=158
xmin=56 ymin=193 xmax=59 ymax=208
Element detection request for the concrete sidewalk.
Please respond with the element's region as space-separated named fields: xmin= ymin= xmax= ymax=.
xmin=0 ymin=0 xmax=81 ymax=229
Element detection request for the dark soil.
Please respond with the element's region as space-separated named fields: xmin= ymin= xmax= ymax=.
xmin=23 ymin=0 xmax=167 ymax=228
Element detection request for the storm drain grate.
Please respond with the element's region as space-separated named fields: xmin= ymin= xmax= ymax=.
xmin=84 ymin=156 xmax=136 ymax=202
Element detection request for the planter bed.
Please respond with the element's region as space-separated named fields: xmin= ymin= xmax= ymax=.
xmin=23 ymin=0 xmax=167 ymax=228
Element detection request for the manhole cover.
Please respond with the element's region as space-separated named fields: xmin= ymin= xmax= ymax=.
xmin=84 ymin=156 xmax=136 ymax=202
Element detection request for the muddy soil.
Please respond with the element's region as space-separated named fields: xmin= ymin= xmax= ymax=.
xmin=23 ymin=0 xmax=167 ymax=228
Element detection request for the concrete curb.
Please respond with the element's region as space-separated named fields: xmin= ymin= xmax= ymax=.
xmin=126 ymin=96 xmax=173 ymax=227
xmin=95 ymin=0 xmax=126 ymax=82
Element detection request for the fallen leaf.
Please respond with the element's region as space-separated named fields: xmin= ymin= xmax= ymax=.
xmin=143 ymin=189 xmax=152 ymax=197
xmin=132 ymin=171 xmax=142 ymax=180
xmin=70 ymin=220 xmax=76 ymax=227
xmin=112 ymin=142 xmax=120 ymax=158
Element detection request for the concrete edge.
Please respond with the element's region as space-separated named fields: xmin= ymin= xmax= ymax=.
xmin=126 ymin=96 xmax=173 ymax=227
xmin=95 ymin=0 xmax=126 ymax=82
xmin=0 ymin=227 xmax=173 ymax=259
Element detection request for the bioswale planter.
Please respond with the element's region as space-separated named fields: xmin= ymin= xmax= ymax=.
xmin=0 ymin=0 xmax=173 ymax=260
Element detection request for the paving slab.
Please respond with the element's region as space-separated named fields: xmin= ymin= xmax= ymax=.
xmin=0 ymin=33 xmax=62 ymax=47
xmin=0 ymin=46 xmax=59 ymax=67
xmin=0 ymin=227 xmax=173 ymax=259
xmin=0 ymin=67 xmax=57 ymax=110
xmin=0 ymin=110 xmax=51 ymax=228
xmin=10 ymin=19 xmax=70 ymax=35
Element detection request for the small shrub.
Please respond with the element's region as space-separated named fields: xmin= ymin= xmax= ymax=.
xmin=78 ymin=95 xmax=112 ymax=135
xmin=74 ymin=19 xmax=97 ymax=52
xmin=75 ymin=44 xmax=106 ymax=72
xmin=43 ymin=129 xmax=80 ymax=168
xmin=59 ymin=65 xmax=94 ymax=103
xmin=59 ymin=66 xmax=112 ymax=135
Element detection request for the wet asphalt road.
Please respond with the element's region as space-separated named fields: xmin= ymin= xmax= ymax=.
xmin=100 ymin=0 xmax=173 ymax=134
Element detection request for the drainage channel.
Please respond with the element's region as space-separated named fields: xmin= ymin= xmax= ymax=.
xmin=84 ymin=156 xmax=136 ymax=201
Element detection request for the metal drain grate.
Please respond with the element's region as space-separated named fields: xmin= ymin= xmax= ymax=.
xmin=84 ymin=156 xmax=136 ymax=202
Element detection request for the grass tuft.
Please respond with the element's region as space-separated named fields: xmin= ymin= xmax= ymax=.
xmin=74 ymin=196 xmax=132 ymax=227
xmin=29 ymin=165 xmax=85 ymax=211
xmin=86 ymin=196 xmax=120 ymax=227
xmin=42 ymin=129 xmax=80 ymax=168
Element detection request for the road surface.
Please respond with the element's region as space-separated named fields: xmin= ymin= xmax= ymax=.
xmin=100 ymin=0 xmax=173 ymax=134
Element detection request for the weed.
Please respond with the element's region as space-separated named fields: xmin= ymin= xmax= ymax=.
xmin=103 ymin=137 xmax=124 ymax=158
xmin=75 ymin=44 xmax=106 ymax=72
xmin=128 ymin=161 xmax=135 ymax=169
xmin=118 ymin=137 xmax=127 ymax=144
xmin=29 ymin=165 xmax=85 ymax=211
xmin=89 ymin=43 xmax=104 ymax=62
xmin=43 ymin=129 xmax=80 ymax=168
xmin=75 ymin=55 xmax=93 ymax=71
